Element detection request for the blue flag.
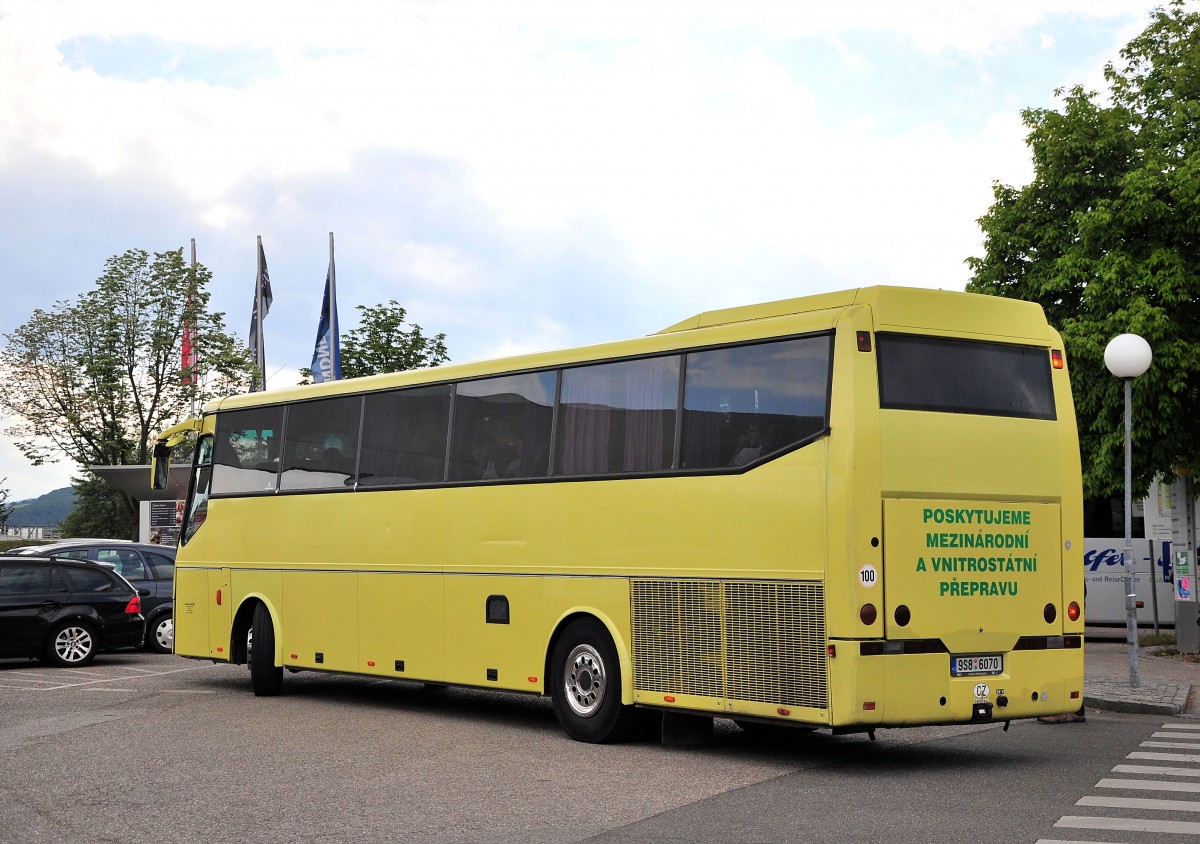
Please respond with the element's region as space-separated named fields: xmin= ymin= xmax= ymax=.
xmin=310 ymin=243 xmax=341 ymax=383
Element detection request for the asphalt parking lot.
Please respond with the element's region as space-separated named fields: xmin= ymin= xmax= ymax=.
xmin=4 ymin=649 xmax=1191 ymax=844
xmin=0 ymin=651 xmax=835 ymax=843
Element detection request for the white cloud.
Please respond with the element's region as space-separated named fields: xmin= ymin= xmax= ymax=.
xmin=0 ymin=0 xmax=1169 ymax=500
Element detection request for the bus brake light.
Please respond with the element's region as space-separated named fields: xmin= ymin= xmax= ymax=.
xmin=1051 ymin=350 xmax=1064 ymax=369
xmin=1067 ymin=601 xmax=1081 ymax=622
xmin=859 ymin=603 xmax=877 ymax=625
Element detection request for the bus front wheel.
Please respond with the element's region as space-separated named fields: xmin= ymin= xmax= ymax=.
xmin=249 ymin=603 xmax=282 ymax=696
xmin=550 ymin=618 xmax=637 ymax=743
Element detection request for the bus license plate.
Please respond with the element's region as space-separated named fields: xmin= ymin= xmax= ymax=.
xmin=951 ymin=655 xmax=1003 ymax=677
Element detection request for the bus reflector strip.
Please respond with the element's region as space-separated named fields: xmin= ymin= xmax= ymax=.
xmin=859 ymin=639 xmax=947 ymax=656
xmin=1012 ymin=635 xmax=1081 ymax=650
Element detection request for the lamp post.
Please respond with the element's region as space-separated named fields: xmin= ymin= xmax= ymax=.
xmin=1104 ymin=333 xmax=1153 ymax=688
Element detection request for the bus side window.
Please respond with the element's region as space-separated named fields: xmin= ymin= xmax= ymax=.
xmin=279 ymin=396 xmax=362 ymax=491
xmin=359 ymin=385 xmax=452 ymax=486
xmin=449 ymin=372 xmax=555 ymax=482
xmin=212 ymin=407 xmax=284 ymax=494
xmin=556 ymin=355 xmax=679 ymax=475
xmin=680 ymin=336 xmax=832 ymax=470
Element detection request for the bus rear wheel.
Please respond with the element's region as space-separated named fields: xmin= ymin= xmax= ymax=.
xmin=249 ymin=603 xmax=282 ymax=696
xmin=550 ymin=618 xmax=637 ymax=743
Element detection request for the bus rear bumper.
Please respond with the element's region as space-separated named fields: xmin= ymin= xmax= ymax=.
xmin=827 ymin=642 xmax=1085 ymax=727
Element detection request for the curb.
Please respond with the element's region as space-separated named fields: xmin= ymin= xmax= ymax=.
xmin=1084 ymin=680 xmax=1192 ymax=717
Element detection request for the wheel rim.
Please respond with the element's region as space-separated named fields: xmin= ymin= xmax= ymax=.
xmin=155 ymin=617 xmax=174 ymax=650
xmin=564 ymin=643 xmax=607 ymax=718
xmin=54 ymin=626 xmax=93 ymax=664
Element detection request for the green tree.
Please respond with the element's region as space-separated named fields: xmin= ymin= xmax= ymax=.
xmin=966 ymin=1 xmax=1200 ymax=499
xmin=0 ymin=248 xmax=255 ymax=537
xmin=300 ymin=300 xmax=449 ymax=382
xmin=59 ymin=474 xmax=130 ymax=539
xmin=0 ymin=478 xmax=12 ymax=528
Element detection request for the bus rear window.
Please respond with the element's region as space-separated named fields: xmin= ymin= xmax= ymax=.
xmin=876 ymin=333 xmax=1056 ymax=420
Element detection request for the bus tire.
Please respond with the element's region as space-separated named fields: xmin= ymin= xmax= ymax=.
xmin=249 ymin=603 xmax=283 ymax=696
xmin=550 ymin=618 xmax=637 ymax=743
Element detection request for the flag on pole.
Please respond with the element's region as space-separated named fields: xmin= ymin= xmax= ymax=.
xmin=182 ymin=238 xmax=199 ymax=387
xmin=310 ymin=231 xmax=341 ymax=383
xmin=248 ymin=237 xmax=273 ymax=392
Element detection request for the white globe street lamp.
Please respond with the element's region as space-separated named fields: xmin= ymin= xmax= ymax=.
xmin=1104 ymin=333 xmax=1152 ymax=688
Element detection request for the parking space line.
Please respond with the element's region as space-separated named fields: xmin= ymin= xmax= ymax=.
xmin=1 ymin=664 xmax=213 ymax=691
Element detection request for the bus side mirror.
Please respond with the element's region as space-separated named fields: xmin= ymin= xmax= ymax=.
xmin=151 ymin=442 xmax=171 ymax=490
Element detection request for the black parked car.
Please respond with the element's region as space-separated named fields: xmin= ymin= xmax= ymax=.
xmin=11 ymin=540 xmax=175 ymax=653
xmin=0 ymin=555 xmax=146 ymax=667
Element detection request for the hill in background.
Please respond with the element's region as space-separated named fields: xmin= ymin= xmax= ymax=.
xmin=8 ymin=487 xmax=74 ymax=526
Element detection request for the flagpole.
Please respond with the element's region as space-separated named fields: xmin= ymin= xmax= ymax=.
xmin=189 ymin=238 xmax=198 ymax=415
xmin=328 ymin=231 xmax=336 ymax=351
xmin=256 ymin=235 xmax=265 ymax=391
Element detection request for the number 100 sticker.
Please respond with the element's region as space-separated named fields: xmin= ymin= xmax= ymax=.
xmin=859 ymin=564 xmax=877 ymax=587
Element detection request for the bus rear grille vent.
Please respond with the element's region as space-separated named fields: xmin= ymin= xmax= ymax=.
xmin=631 ymin=579 xmax=827 ymax=709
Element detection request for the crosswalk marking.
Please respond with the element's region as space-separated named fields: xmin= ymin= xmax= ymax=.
xmin=1055 ymin=816 xmax=1200 ymax=835
xmin=1129 ymin=750 xmax=1200 ymax=763
xmin=1097 ymin=777 xmax=1200 ymax=793
xmin=1077 ymin=795 xmax=1200 ymax=812
xmin=1114 ymin=764 xmax=1200 ymax=778
xmin=1042 ymin=721 xmax=1200 ymax=843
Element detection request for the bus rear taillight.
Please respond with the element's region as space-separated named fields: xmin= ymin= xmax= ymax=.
xmin=1051 ymin=349 xmax=1064 ymax=369
xmin=1067 ymin=601 xmax=1081 ymax=622
xmin=124 ymin=595 xmax=141 ymax=615
xmin=859 ymin=603 xmax=877 ymax=625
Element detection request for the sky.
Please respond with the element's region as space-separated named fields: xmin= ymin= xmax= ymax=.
xmin=0 ymin=0 xmax=1169 ymax=503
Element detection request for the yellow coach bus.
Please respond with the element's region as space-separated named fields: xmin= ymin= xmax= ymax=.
xmin=152 ymin=286 xmax=1084 ymax=743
